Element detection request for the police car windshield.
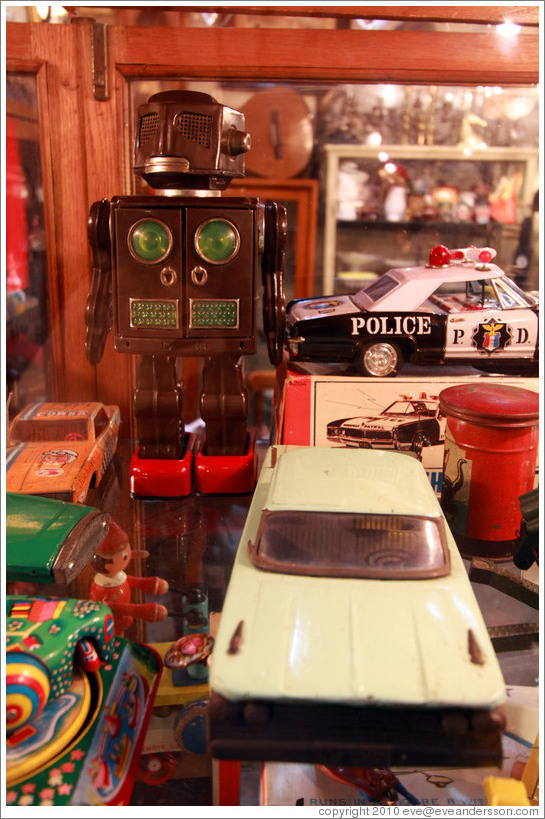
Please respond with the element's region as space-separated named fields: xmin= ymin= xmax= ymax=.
xmin=353 ymin=274 xmax=399 ymax=306
xmin=385 ymin=401 xmax=436 ymax=416
xmin=498 ymin=275 xmax=537 ymax=307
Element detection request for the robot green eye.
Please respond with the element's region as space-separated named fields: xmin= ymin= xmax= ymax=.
xmin=194 ymin=218 xmax=240 ymax=264
xmin=128 ymin=218 xmax=173 ymax=264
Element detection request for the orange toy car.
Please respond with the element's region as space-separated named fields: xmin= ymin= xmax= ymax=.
xmin=6 ymin=401 xmax=121 ymax=503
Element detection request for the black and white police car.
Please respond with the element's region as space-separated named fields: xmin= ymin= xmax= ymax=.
xmin=285 ymin=245 xmax=539 ymax=377
xmin=327 ymin=394 xmax=444 ymax=455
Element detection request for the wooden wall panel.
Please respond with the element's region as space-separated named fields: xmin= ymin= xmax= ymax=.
xmin=71 ymin=21 xmax=134 ymax=431
xmin=6 ymin=21 xmax=134 ymax=429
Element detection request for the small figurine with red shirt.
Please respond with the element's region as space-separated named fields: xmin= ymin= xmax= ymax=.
xmin=89 ymin=519 xmax=169 ymax=635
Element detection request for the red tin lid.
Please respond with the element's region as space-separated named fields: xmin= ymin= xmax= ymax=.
xmin=439 ymin=383 xmax=539 ymax=428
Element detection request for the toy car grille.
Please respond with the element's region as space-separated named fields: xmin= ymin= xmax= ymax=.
xmin=138 ymin=112 xmax=160 ymax=146
xmin=250 ymin=511 xmax=450 ymax=579
xmin=345 ymin=429 xmax=392 ymax=440
xmin=174 ymin=112 xmax=212 ymax=147
xmin=364 ymin=430 xmax=393 ymax=440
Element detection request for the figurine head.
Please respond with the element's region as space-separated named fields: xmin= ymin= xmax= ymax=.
xmin=134 ymin=90 xmax=251 ymax=192
xmin=92 ymin=519 xmax=132 ymax=575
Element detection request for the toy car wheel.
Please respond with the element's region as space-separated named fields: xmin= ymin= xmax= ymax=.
xmin=139 ymin=752 xmax=176 ymax=785
xmin=6 ymin=651 xmax=51 ymax=733
xmin=410 ymin=430 xmax=432 ymax=457
xmin=357 ymin=342 xmax=402 ymax=377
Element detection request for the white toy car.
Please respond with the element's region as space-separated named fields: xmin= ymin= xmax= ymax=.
xmin=209 ymin=446 xmax=507 ymax=768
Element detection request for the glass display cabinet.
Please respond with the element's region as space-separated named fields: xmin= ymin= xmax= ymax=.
xmin=322 ymin=142 xmax=539 ymax=294
xmin=4 ymin=4 xmax=540 ymax=809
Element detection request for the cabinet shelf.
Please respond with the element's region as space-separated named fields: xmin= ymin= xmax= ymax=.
xmin=323 ymin=143 xmax=538 ymax=293
xmin=335 ymin=220 xmax=501 ymax=233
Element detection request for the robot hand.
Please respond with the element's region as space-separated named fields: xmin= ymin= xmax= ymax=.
xmin=85 ymin=200 xmax=113 ymax=365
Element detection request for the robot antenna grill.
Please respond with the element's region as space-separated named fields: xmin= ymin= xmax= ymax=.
xmin=175 ymin=112 xmax=212 ymax=147
xmin=138 ymin=112 xmax=160 ymax=146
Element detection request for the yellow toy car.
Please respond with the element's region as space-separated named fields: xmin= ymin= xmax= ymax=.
xmin=6 ymin=401 xmax=120 ymax=503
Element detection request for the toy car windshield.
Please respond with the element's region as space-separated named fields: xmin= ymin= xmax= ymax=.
xmin=353 ymin=273 xmax=399 ymax=305
xmin=10 ymin=418 xmax=89 ymax=443
xmin=249 ymin=510 xmax=450 ymax=579
xmin=384 ymin=400 xmax=436 ymax=416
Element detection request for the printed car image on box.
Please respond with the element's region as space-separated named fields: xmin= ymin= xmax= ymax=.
xmin=276 ymin=367 xmax=539 ymax=497
xmin=326 ymin=392 xmax=444 ymax=459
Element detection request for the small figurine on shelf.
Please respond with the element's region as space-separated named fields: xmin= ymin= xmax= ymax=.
xmin=458 ymin=112 xmax=488 ymax=152
xmin=489 ymin=168 xmax=522 ymax=223
xmin=89 ymin=519 xmax=169 ymax=635
xmin=378 ymin=161 xmax=409 ymax=222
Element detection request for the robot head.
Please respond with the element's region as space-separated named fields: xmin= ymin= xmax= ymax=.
xmin=134 ymin=90 xmax=251 ymax=192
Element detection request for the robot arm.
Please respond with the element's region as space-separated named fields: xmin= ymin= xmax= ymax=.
xmin=261 ymin=201 xmax=287 ymax=366
xmin=85 ymin=199 xmax=113 ymax=365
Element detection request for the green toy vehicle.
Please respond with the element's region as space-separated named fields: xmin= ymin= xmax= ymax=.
xmin=209 ymin=446 xmax=507 ymax=768
xmin=6 ymin=491 xmax=109 ymax=585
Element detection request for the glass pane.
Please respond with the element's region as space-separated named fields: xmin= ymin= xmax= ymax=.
xmin=6 ymin=74 xmax=51 ymax=414
xmin=127 ymin=79 xmax=539 ymax=304
xmin=252 ymin=510 xmax=450 ymax=578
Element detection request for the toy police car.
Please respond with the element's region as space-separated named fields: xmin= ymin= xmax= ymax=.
xmin=286 ymin=246 xmax=539 ymax=377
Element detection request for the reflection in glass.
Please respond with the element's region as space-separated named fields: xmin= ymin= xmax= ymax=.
xmin=5 ymin=74 xmax=50 ymax=414
xmin=128 ymin=79 xmax=539 ymax=299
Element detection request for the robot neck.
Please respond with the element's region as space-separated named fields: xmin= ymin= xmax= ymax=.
xmin=155 ymin=188 xmax=222 ymax=198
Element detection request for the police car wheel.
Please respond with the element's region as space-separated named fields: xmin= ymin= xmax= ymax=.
xmin=357 ymin=342 xmax=402 ymax=377
xmin=410 ymin=431 xmax=431 ymax=454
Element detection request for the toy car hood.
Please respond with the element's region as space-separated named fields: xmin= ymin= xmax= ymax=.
xmin=286 ymin=294 xmax=357 ymax=326
xmin=210 ymin=555 xmax=506 ymax=709
xmin=6 ymin=492 xmax=109 ymax=584
xmin=210 ymin=447 xmax=506 ymax=711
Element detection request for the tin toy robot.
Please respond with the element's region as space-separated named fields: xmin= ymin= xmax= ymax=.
xmin=85 ymin=90 xmax=286 ymax=496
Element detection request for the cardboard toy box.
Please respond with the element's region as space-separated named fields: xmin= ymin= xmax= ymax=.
xmin=275 ymin=362 xmax=539 ymax=495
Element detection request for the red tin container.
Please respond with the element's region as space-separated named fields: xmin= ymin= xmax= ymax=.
xmin=439 ymin=383 xmax=539 ymax=561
